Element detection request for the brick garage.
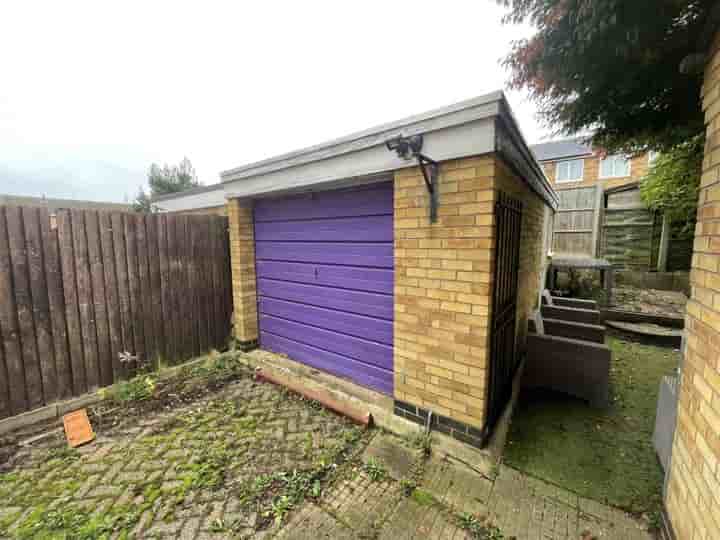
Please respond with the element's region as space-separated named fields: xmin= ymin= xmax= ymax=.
xmin=163 ymin=92 xmax=558 ymax=454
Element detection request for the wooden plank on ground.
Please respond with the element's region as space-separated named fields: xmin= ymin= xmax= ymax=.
xmin=56 ymin=210 xmax=86 ymax=395
xmin=71 ymin=210 xmax=100 ymax=390
xmin=146 ymin=216 xmax=165 ymax=362
xmin=6 ymin=206 xmax=44 ymax=409
xmin=158 ymin=215 xmax=174 ymax=363
xmin=0 ymin=207 xmax=27 ymax=414
xmin=23 ymin=206 xmax=57 ymax=404
xmin=124 ymin=214 xmax=146 ymax=366
xmin=40 ymin=208 xmax=72 ymax=399
xmin=100 ymin=212 xmax=123 ymax=381
xmin=85 ymin=211 xmax=112 ymax=387
xmin=135 ymin=214 xmax=156 ymax=364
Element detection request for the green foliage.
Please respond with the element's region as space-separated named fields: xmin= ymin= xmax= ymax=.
xmin=363 ymin=457 xmax=387 ymax=481
xmin=134 ymin=157 xmax=201 ymax=213
xmin=458 ymin=512 xmax=503 ymax=539
xmin=107 ymin=374 xmax=157 ymax=403
xmin=498 ymin=0 xmax=715 ymax=153
xmin=179 ymin=442 xmax=232 ymax=490
xmin=641 ymin=135 xmax=704 ymax=237
xmin=14 ymin=505 xmax=141 ymax=540
xmin=148 ymin=157 xmax=200 ymax=196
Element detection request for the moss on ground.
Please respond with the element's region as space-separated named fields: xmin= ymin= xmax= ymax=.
xmin=504 ymin=336 xmax=679 ymax=515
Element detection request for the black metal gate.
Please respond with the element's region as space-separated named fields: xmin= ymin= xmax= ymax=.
xmin=485 ymin=191 xmax=523 ymax=440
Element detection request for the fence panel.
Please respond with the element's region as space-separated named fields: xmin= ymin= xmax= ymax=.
xmin=552 ymin=186 xmax=600 ymax=257
xmin=0 ymin=207 xmax=232 ymax=419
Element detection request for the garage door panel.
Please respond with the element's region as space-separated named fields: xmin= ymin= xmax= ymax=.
xmin=255 ymin=241 xmax=392 ymax=268
xmin=254 ymin=183 xmax=393 ymax=222
xmin=260 ymin=315 xmax=392 ymax=369
xmin=260 ymin=332 xmax=393 ymax=395
xmin=254 ymin=181 xmax=393 ymax=395
xmin=256 ymin=262 xmax=393 ymax=294
xmin=257 ymin=279 xmax=393 ymax=320
xmin=259 ymin=298 xmax=393 ymax=345
xmin=254 ymin=215 xmax=393 ymax=242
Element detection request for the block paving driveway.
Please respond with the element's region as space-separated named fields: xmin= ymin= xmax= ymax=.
xmin=0 ymin=354 xmax=652 ymax=539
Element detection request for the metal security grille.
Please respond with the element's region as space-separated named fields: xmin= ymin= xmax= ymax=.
xmin=485 ymin=191 xmax=523 ymax=440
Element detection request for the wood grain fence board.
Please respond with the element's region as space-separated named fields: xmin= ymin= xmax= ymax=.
xmin=99 ymin=212 xmax=123 ymax=381
xmin=6 ymin=206 xmax=44 ymax=409
xmin=57 ymin=211 xmax=86 ymax=394
xmin=22 ymin=207 xmax=57 ymax=404
xmin=124 ymin=214 xmax=146 ymax=365
xmin=1 ymin=208 xmax=231 ymax=418
xmin=186 ymin=216 xmax=200 ymax=357
xmin=40 ymin=208 xmax=72 ymax=399
xmin=146 ymin=216 xmax=165 ymax=361
xmin=135 ymin=215 xmax=157 ymax=363
xmin=158 ymin=216 xmax=173 ymax=363
xmin=85 ymin=211 xmax=112 ymax=387
xmin=0 ymin=207 xmax=28 ymax=414
xmin=165 ymin=216 xmax=179 ymax=361
xmin=0 ymin=323 xmax=9 ymax=419
xmin=198 ymin=218 xmax=211 ymax=353
xmin=209 ymin=217 xmax=221 ymax=347
xmin=71 ymin=210 xmax=100 ymax=390
xmin=112 ymin=213 xmax=134 ymax=376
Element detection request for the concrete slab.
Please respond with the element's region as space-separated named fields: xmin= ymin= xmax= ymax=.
xmin=361 ymin=433 xmax=420 ymax=480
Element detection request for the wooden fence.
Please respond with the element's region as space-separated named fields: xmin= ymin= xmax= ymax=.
xmin=0 ymin=207 xmax=232 ymax=419
xmin=552 ymin=186 xmax=602 ymax=257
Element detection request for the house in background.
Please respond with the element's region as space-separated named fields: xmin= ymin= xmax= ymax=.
xmin=530 ymin=139 xmax=692 ymax=272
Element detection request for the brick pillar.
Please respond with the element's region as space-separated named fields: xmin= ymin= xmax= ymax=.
xmin=227 ymin=198 xmax=259 ymax=349
xmin=393 ymin=156 xmax=496 ymax=446
xmin=665 ymin=31 xmax=720 ymax=539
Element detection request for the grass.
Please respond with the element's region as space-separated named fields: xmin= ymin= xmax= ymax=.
xmin=504 ymin=336 xmax=679 ymax=515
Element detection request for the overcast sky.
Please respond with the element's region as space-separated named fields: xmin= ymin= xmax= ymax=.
xmin=0 ymin=1 xmax=554 ymax=202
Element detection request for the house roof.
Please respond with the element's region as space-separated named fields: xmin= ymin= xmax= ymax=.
xmin=0 ymin=194 xmax=131 ymax=212
xmin=151 ymin=183 xmax=226 ymax=212
xmin=531 ymin=137 xmax=593 ymax=162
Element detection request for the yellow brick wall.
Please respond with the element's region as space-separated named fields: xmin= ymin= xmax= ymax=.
xmin=542 ymin=152 xmax=650 ymax=191
xmin=393 ymin=154 xmax=549 ymax=430
xmin=494 ymin=160 xmax=548 ymax=349
xmin=227 ymin=198 xmax=259 ymax=343
xmin=665 ymin=31 xmax=720 ymax=540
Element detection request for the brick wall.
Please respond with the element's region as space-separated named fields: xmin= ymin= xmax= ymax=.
xmin=495 ymin=160 xmax=548 ymax=349
xmin=393 ymin=154 xmax=549 ymax=436
xmin=665 ymin=31 xmax=720 ymax=540
xmin=227 ymin=198 xmax=259 ymax=345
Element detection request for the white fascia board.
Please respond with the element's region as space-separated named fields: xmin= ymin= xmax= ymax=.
xmin=223 ymin=117 xmax=497 ymax=199
xmin=153 ymin=187 xmax=226 ymax=212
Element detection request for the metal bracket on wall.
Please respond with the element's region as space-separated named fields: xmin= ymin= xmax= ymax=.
xmin=385 ymin=134 xmax=440 ymax=223
xmin=417 ymin=154 xmax=439 ymax=223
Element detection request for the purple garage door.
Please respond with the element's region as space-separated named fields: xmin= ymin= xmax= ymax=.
xmin=254 ymin=182 xmax=394 ymax=394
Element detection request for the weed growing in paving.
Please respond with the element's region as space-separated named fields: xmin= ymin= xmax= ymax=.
xmin=363 ymin=457 xmax=387 ymax=481
xmin=459 ymin=512 xmax=504 ymax=540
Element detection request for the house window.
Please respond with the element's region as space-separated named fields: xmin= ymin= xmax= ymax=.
xmin=648 ymin=151 xmax=659 ymax=165
xmin=555 ymin=159 xmax=584 ymax=183
xmin=599 ymin=155 xmax=631 ymax=178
